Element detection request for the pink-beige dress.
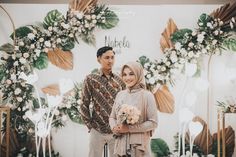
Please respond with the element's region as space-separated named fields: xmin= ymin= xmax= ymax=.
xmin=109 ymin=88 xmax=158 ymax=157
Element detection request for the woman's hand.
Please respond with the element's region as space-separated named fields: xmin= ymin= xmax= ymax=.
xmin=112 ymin=124 xmax=129 ymax=134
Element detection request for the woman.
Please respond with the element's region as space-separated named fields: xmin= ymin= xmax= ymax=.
xmin=109 ymin=61 xmax=158 ymax=157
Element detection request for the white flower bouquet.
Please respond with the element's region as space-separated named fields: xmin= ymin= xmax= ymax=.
xmin=118 ymin=104 xmax=141 ymax=125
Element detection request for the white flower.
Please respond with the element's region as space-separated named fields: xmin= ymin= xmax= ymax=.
xmin=56 ymin=38 xmax=61 ymax=43
xmin=69 ymin=34 xmax=74 ymax=38
xmin=10 ymin=74 xmax=16 ymax=81
xmin=188 ymin=42 xmax=194 ymax=47
xmin=19 ymin=41 xmax=24 ymax=46
xmin=14 ymin=46 xmax=19 ymax=51
xmin=166 ymin=61 xmax=171 ymax=66
xmin=19 ymin=58 xmax=27 ymax=64
xmin=146 ymin=74 xmax=151 ymax=79
xmin=55 ymin=109 xmax=60 ymax=116
xmin=85 ymin=23 xmax=90 ymax=28
xmin=198 ymin=22 xmax=203 ymax=26
xmin=197 ymin=33 xmax=204 ymax=43
xmin=212 ymin=39 xmax=217 ymax=45
xmin=13 ymin=61 xmax=19 ymax=66
xmin=207 ymin=22 xmax=213 ymax=29
xmin=149 ymin=77 xmax=156 ymax=85
xmin=144 ymin=63 xmax=150 ymax=69
xmin=192 ymin=31 xmax=197 ymax=36
xmin=91 ymin=15 xmax=96 ymax=19
xmin=62 ymin=23 xmax=70 ymax=29
xmin=175 ymin=42 xmax=182 ymax=50
xmin=77 ymin=99 xmax=82 ymax=104
xmin=23 ymin=53 xmax=30 ymax=58
xmin=66 ymin=104 xmax=72 ymax=108
xmin=30 ymin=44 xmax=35 ymax=49
xmin=231 ymin=17 xmax=235 ymax=23
xmin=39 ymin=38 xmax=44 ymax=42
xmin=202 ymin=48 xmax=207 ymax=54
xmin=14 ymin=88 xmax=21 ymax=95
xmin=6 ymin=79 xmax=12 ymax=85
xmin=161 ymin=66 xmax=166 ymax=71
xmin=102 ymin=19 xmax=106 ymax=23
xmin=44 ymin=41 xmax=51 ymax=47
xmin=27 ymin=33 xmax=35 ymax=39
xmin=92 ymin=19 xmax=97 ymax=24
xmin=35 ymin=49 xmax=41 ymax=56
xmin=219 ymin=21 xmax=224 ymax=26
xmin=16 ymin=97 xmax=23 ymax=102
xmin=48 ymin=26 xmax=53 ymax=31
xmin=188 ymin=51 xmax=194 ymax=58
xmin=85 ymin=15 xmax=91 ymax=20
xmin=214 ymin=30 xmax=219 ymax=35
xmin=76 ymin=12 xmax=84 ymax=19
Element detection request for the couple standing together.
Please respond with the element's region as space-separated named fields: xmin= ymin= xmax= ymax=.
xmin=80 ymin=46 xmax=158 ymax=157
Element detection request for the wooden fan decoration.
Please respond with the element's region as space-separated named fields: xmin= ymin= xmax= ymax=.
xmin=153 ymin=85 xmax=175 ymax=114
xmin=160 ymin=18 xmax=178 ymax=52
xmin=210 ymin=1 xmax=236 ymax=23
xmin=47 ymin=48 xmax=73 ymax=70
xmin=187 ymin=116 xmax=213 ymax=155
xmin=212 ymin=126 xmax=235 ymax=157
xmin=41 ymin=84 xmax=60 ymax=96
xmin=69 ymin=0 xmax=98 ymax=14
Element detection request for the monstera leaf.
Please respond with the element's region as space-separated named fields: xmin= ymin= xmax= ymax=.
xmin=171 ymin=29 xmax=192 ymax=45
xmin=138 ymin=55 xmax=150 ymax=67
xmin=10 ymin=26 xmax=32 ymax=39
xmin=33 ymin=53 xmax=48 ymax=70
xmin=223 ymin=38 xmax=236 ymax=51
xmin=151 ymin=138 xmax=170 ymax=157
xmin=80 ymin=33 xmax=96 ymax=46
xmin=60 ymin=38 xmax=75 ymax=51
xmin=43 ymin=9 xmax=64 ymax=28
xmin=198 ymin=13 xmax=213 ymax=29
xmin=97 ymin=6 xmax=119 ymax=29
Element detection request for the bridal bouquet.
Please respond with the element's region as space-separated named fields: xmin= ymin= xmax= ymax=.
xmin=118 ymin=104 xmax=141 ymax=125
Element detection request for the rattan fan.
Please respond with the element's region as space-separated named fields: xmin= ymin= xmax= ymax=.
xmin=69 ymin=0 xmax=98 ymax=14
xmin=160 ymin=18 xmax=178 ymax=52
xmin=48 ymin=48 xmax=73 ymax=70
xmin=153 ymin=85 xmax=175 ymax=114
xmin=212 ymin=126 xmax=235 ymax=157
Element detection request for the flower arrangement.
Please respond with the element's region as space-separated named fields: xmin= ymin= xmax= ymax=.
xmin=53 ymin=83 xmax=83 ymax=127
xmin=117 ymin=104 xmax=141 ymax=125
xmin=217 ymin=101 xmax=236 ymax=113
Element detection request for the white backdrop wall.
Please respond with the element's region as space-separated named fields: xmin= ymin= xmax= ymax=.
xmin=1 ymin=4 xmax=236 ymax=157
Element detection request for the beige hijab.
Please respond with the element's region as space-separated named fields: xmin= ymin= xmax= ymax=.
xmin=121 ymin=61 xmax=146 ymax=90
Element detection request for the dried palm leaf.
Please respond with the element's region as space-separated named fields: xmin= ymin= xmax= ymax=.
xmin=47 ymin=48 xmax=73 ymax=70
xmin=160 ymin=18 xmax=178 ymax=52
xmin=210 ymin=1 xmax=236 ymax=22
xmin=41 ymin=84 xmax=60 ymax=96
xmin=189 ymin=116 xmax=213 ymax=154
xmin=153 ymin=85 xmax=175 ymax=114
xmin=212 ymin=126 xmax=235 ymax=157
xmin=69 ymin=0 xmax=98 ymax=14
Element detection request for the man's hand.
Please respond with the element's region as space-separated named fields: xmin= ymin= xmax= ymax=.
xmin=112 ymin=124 xmax=129 ymax=134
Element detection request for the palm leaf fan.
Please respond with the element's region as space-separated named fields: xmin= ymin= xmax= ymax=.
xmin=47 ymin=48 xmax=73 ymax=70
xmin=153 ymin=85 xmax=175 ymax=114
xmin=186 ymin=116 xmax=213 ymax=155
xmin=160 ymin=18 xmax=178 ymax=52
xmin=69 ymin=0 xmax=98 ymax=14
xmin=210 ymin=1 xmax=236 ymax=22
xmin=212 ymin=126 xmax=235 ymax=157
xmin=41 ymin=84 xmax=60 ymax=96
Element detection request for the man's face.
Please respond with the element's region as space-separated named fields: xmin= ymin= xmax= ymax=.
xmin=97 ymin=50 xmax=115 ymax=71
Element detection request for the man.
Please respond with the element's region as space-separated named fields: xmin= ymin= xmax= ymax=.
xmin=80 ymin=46 xmax=126 ymax=157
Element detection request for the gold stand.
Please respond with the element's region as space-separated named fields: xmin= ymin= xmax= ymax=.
xmin=0 ymin=107 xmax=10 ymax=157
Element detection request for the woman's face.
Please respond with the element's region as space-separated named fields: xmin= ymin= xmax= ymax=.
xmin=122 ymin=67 xmax=137 ymax=88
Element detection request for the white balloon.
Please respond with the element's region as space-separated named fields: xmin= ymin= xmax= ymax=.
xmin=185 ymin=91 xmax=197 ymax=107
xmin=185 ymin=63 xmax=197 ymax=77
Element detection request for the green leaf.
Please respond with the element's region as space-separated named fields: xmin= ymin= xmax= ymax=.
xmin=61 ymin=38 xmax=75 ymax=51
xmin=171 ymin=29 xmax=192 ymax=44
xmin=138 ymin=55 xmax=150 ymax=67
xmin=80 ymin=33 xmax=96 ymax=46
xmin=198 ymin=13 xmax=212 ymax=28
xmin=43 ymin=9 xmax=64 ymax=28
xmin=0 ymin=66 xmax=5 ymax=82
xmin=223 ymin=38 xmax=236 ymax=51
xmin=0 ymin=43 xmax=14 ymax=54
xmin=10 ymin=26 xmax=32 ymax=39
xmin=98 ymin=10 xmax=119 ymax=29
xmin=151 ymin=138 xmax=170 ymax=156
xmin=33 ymin=52 xmax=48 ymax=70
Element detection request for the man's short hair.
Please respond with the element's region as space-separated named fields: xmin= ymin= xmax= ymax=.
xmin=96 ymin=46 xmax=115 ymax=58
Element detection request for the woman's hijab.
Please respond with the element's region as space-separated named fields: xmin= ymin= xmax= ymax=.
xmin=121 ymin=61 xmax=146 ymax=90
